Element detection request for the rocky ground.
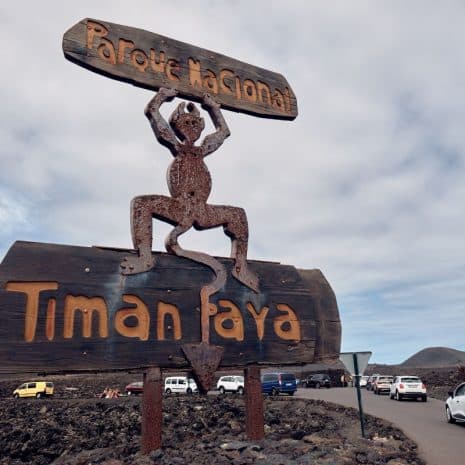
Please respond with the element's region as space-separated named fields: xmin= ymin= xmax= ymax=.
xmin=0 ymin=373 xmax=426 ymax=465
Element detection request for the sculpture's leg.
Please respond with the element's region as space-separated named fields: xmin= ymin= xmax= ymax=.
xmin=121 ymin=195 xmax=178 ymax=275
xmin=196 ymin=205 xmax=259 ymax=292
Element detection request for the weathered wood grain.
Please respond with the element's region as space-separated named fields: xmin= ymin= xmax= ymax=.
xmin=62 ymin=18 xmax=298 ymax=120
xmin=0 ymin=241 xmax=340 ymax=374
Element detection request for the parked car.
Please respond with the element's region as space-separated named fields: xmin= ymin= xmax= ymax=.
xmin=359 ymin=376 xmax=369 ymax=388
xmin=446 ymin=382 xmax=465 ymax=423
xmin=217 ymin=375 xmax=244 ymax=394
xmin=372 ymin=375 xmax=393 ymax=395
xmin=13 ymin=381 xmax=54 ymax=399
xmin=301 ymin=373 xmax=331 ymax=389
xmin=261 ymin=373 xmax=297 ymax=396
xmin=125 ymin=381 xmax=143 ymax=395
xmin=164 ymin=376 xmax=198 ymax=395
xmin=366 ymin=374 xmax=380 ymax=391
xmin=389 ymin=376 xmax=427 ymax=402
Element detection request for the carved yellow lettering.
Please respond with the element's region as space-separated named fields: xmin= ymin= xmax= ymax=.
xmin=284 ymin=87 xmax=291 ymax=113
xmin=243 ymin=79 xmax=257 ymax=102
xmin=219 ymin=69 xmax=234 ymax=95
xmin=188 ymin=57 xmax=202 ymax=88
xmin=166 ymin=59 xmax=180 ymax=81
xmin=273 ymin=304 xmax=301 ymax=341
xmin=114 ymin=295 xmax=150 ymax=341
xmin=272 ymin=89 xmax=285 ymax=110
xmin=157 ymin=302 xmax=182 ymax=340
xmin=131 ymin=49 xmax=149 ymax=72
xmin=46 ymin=298 xmax=56 ymax=341
xmin=150 ymin=49 xmax=166 ymax=73
xmin=6 ymin=282 xmax=58 ymax=342
xmin=214 ymin=300 xmax=244 ymax=341
xmin=118 ymin=38 xmax=135 ymax=64
xmin=246 ymin=302 xmax=269 ymax=341
xmin=203 ymin=70 xmax=218 ymax=94
xmin=235 ymin=76 xmax=242 ymax=99
xmin=86 ymin=21 xmax=108 ymax=50
xmin=97 ymin=38 xmax=116 ymax=65
xmin=257 ymin=81 xmax=271 ymax=105
xmin=63 ymin=296 xmax=108 ymax=339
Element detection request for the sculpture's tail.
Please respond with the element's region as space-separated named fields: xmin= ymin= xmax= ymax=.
xmin=169 ymin=244 xmax=226 ymax=343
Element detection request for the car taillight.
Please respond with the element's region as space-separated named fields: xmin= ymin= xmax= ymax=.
xmin=399 ymin=383 xmax=404 ymax=389
xmin=422 ymin=384 xmax=426 ymax=389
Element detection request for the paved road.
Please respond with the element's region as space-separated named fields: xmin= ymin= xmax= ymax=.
xmin=296 ymin=387 xmax=465 ymax=465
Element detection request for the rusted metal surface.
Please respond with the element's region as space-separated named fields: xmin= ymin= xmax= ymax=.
xmin=120 ymin=88 xmax=261 ymax=387
xmin=244 ymin=366 xmax=264 ymax=440
xmin=120 ymin=87 xmax=258 ymax=294
xmin=181 ymin=342 xmax=224 ymax=393
xmin=141 ymin=367 xmax=163 ymax=453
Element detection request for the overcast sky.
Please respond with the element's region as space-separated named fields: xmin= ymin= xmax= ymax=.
xmin=1 ymin=1 xmax=464 ymax=364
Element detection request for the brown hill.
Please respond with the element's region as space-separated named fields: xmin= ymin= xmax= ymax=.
xmin=401 ymin=346 xmax=465 ymax=368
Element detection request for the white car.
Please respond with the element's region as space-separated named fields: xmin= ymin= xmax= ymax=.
xmin=446 ymin=382 xmax=465 ymax=424
xmin=164 ymin=376 xmax=198 ymax=395
xmin=359 ymin=376 xmax=369 ymax=388
xmin=372 ymin=375 xmax=393 ymax=395
xmin=216 ymin=375 xmax=244 ymax=394
xmin=389 ymin=375 xmax=427 ymax=402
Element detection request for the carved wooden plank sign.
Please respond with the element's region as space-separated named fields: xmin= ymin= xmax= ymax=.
xmin=62 ymin=18 xmax=298 ymax=120
xmin=0 ymin=241 xmax=340 ymax=374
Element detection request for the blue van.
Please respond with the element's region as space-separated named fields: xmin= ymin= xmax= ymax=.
xmin=261 ymin=372 xmax=297 ymax=396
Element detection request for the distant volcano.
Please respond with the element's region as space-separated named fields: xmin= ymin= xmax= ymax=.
xmin=401 ymin=347 xmax=465 ymax=368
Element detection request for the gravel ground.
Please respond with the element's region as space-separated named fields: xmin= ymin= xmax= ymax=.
xmin=0 ymin=373 xmax=425 ymax=465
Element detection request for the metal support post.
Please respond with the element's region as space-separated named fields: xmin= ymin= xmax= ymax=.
xmin=244 ymin=366 xmax=264 ymax=440
xmin=141 ymin=367 xmax=163 ymax=453
xmin=353 ymin=353 xmax=366 ymax=438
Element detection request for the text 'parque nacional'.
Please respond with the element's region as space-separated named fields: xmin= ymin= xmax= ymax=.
xmin=63 ymin=18 xmax=298 ymax=119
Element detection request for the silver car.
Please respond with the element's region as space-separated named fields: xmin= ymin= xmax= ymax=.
xmin=446 ymin=382 xmax=465 ymax=423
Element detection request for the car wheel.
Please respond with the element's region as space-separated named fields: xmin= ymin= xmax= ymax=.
xmin=36 ymin=392 xmax=43 ymax=399
xmin=421 ymin=396 xmax=427 ymax=402
xmin=219 ymin=386 xmax=225 ymax=395
xmin=165 ymin=388 xmax=172 ymax=395
xmin=186 ymin=387 xmax=192 ymax=395
xmin=237 ymin=386 xmax=244 ymax=395
xmin=13 ymin=393 xmax=19 ymax=399
xmin=395 ymin=391 xmax=402 ymax=401
xmin=446 ymin=406 xmax=456 ymax=424
xmin=315 ymin=382 xmax=321 ymax=389
xmin=389 ymin=392 xmax=394 ymax=399
xmin=270 ymin=387 xmax=278 ymax=397
xmin=289 ymin=391 xmax=295 ymax=396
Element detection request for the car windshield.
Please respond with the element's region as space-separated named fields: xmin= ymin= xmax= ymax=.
xmin=281 ymin=374 xmax=295 ymax=381
xmin=378 ymin=377 xmax=393 ymax=382
xmin=401 ymin=377 xmax=420 ymax=383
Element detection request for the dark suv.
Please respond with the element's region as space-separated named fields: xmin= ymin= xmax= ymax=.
xmin=261 ymin=373 xmax=297 ymax=396
xmin=302 ymin=373 xmax=331 ymax=389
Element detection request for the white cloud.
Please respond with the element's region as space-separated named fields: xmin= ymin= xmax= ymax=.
xmin=1 ymin=1 xmax=465 ymax=363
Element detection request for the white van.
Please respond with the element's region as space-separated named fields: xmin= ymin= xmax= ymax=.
xmin=164 ymin=376 xmax=198 ymax=395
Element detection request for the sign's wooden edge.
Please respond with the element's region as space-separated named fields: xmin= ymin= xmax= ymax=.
xmin=62 ymin=18 xmax=298 ymax=120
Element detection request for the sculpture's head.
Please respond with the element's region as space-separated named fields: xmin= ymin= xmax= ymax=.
xmin=170 ymin=102 xmax=205 ymax=143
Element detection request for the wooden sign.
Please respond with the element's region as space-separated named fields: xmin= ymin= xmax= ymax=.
xmin=62 ymin=18 xmax=298 ymax=120
xmin=0 ymin=241 xmax=340 ymax=374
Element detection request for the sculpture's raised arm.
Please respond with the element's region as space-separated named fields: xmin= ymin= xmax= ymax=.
xmin=144 ymin=87 xmax=179 ymax=155
xmin=200 ymin=94 xmax=231 ymax=157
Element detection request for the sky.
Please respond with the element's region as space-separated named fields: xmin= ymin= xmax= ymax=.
xmin=1 ymin=1 xmax=464 ymax=364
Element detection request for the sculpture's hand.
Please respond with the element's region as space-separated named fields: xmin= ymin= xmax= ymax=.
xmin=202 ymin=93 xmax=220 ymax=110
xmin=145 ymin=87 xmax=178 ymax=116
xmin=157 ymin=87 xmax=178 ymax=101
